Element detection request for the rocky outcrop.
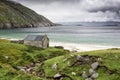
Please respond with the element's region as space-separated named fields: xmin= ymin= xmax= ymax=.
xmin=0 ymin=0 xmax=55 ymax=29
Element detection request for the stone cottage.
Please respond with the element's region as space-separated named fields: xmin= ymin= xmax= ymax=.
xmin=24 ymin=35 xmax=49 ymax=48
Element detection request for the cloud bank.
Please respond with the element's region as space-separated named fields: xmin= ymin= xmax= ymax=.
xmin=12 ymin=0 xmax=120 ymax=22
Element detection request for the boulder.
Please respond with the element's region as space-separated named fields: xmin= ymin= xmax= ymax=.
xmin=89 ymin=68 xmax=95 ymax=75
xmin=54 ymin=72 xmax=62 ymax=79
xmin=85 ymin=78 xmax=92 ymax=80
xmin=91 ymin=73 xmax=99 ymax=79
xmin=82 ymin=71 xmax=88 ymax=78
xmin=91 ymin=62 xmax=99 ymax=70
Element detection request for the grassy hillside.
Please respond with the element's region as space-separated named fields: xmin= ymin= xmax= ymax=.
xmin=0 ymin=39 xmax=69 ymax=80
xmin=0 ymin=0 xmax=54 ymax=29
xmin=44 ymin=49 xmax=120 ymax=80
xmin=0 ymin=39 xmax=120 ymax=80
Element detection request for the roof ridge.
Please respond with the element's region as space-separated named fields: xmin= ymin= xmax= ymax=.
xmin=24 ymin=35 xmax=46 ymax=41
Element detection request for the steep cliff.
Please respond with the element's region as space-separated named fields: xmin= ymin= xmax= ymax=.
xmin=0 ymin=0 xmax=54 ymax=29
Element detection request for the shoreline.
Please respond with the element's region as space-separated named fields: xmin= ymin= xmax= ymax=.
xmin=0 ymin=37 xmax=119 ymax=52
xmin=50 ymin=42 xmax=118 ymax=52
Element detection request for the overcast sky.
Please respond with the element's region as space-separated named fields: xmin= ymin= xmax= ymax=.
xmin=12 ymin=0 xmax=120 ymax=22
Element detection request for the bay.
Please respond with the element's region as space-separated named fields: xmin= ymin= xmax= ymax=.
xmin=0 ymin=22 xmax=120 ymax=47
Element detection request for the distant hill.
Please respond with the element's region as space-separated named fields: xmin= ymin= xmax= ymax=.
xmin=0 ymin=0 xmax=54 ymax=29
xmin=60 ymin=21 xmax=120 ymax=26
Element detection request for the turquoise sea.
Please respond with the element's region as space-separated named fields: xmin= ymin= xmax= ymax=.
xmin=0 ymin=22 xmax=120 ymax=47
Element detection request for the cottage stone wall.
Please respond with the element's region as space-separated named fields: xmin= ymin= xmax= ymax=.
xmin=24 ymin=35 xmax=49 ymax=48
xmin=24 ymin=40 xmax=43 ymax=48
xmin=42 ymin=37 xmax=49 ymax=48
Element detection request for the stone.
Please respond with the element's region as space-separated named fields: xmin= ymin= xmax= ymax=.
xmin=76 ymin=55 xmax=85 ymax=62
xmin=85 ymin=78 xmax=92 ymax=80
xmin=17 ymin=66 xmax=27 ymax=69
xmin=20 ymin=68 xmax=27 ymax=73
xmin=38 ymin=69 xmax=45 ymax=77
xmin=91 ymin=62 xmax=99 ymax=70
xmin=54 ymin=72 xmax=62 ymax=78
xmin=91 ymin=73 xmax=99 ymax=79
xmin=82 ymin=71 xmax=88 ymax=78
xmin=89 ymin=68 xmax=95 ymax=75
xmin=97 ymin=58 xmax=102 ymax=61
xmin=52 ymin=63 xmax=58 ymax=70
xmin=76 ymin=55 xmax=82 ymax=60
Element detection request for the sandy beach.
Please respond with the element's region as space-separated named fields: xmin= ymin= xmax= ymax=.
xmin=50 ymin=42 xmax=118 ymax=52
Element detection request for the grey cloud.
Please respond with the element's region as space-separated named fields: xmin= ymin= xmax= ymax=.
xmin=85 ymin=0 xmax=120 ymax=13
xmin=79 ymin=0 xmax=120 ymax=21
xmin=87 ymin=5 xmax=120 ymax=16
xmin=88 ymin=7 xmax=120 ymax=13
xmin=10 ymin=0 xmax=120 ymax=22
xmin=88 ymin=6 xmax=120 ymax=19
xmin=12 ymin=0 xmax=82 ymax=4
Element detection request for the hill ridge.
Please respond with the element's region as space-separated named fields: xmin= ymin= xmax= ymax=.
xmin=0 ymin=0 xmax=54 ymax=29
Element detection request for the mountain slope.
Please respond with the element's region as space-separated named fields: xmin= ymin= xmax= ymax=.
xmin=0 ymin=0 xmax=54 ymax=29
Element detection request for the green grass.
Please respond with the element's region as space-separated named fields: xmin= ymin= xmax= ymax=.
xmin=0 ymin=39 xmax=69 ymax=80
xmin=44 ymin=49 xmax=120 ymax=80
xmin=0 ymin=39 xmax=69 ymax=65
xmin=0 ymin=39 xmax=120 ymax=80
